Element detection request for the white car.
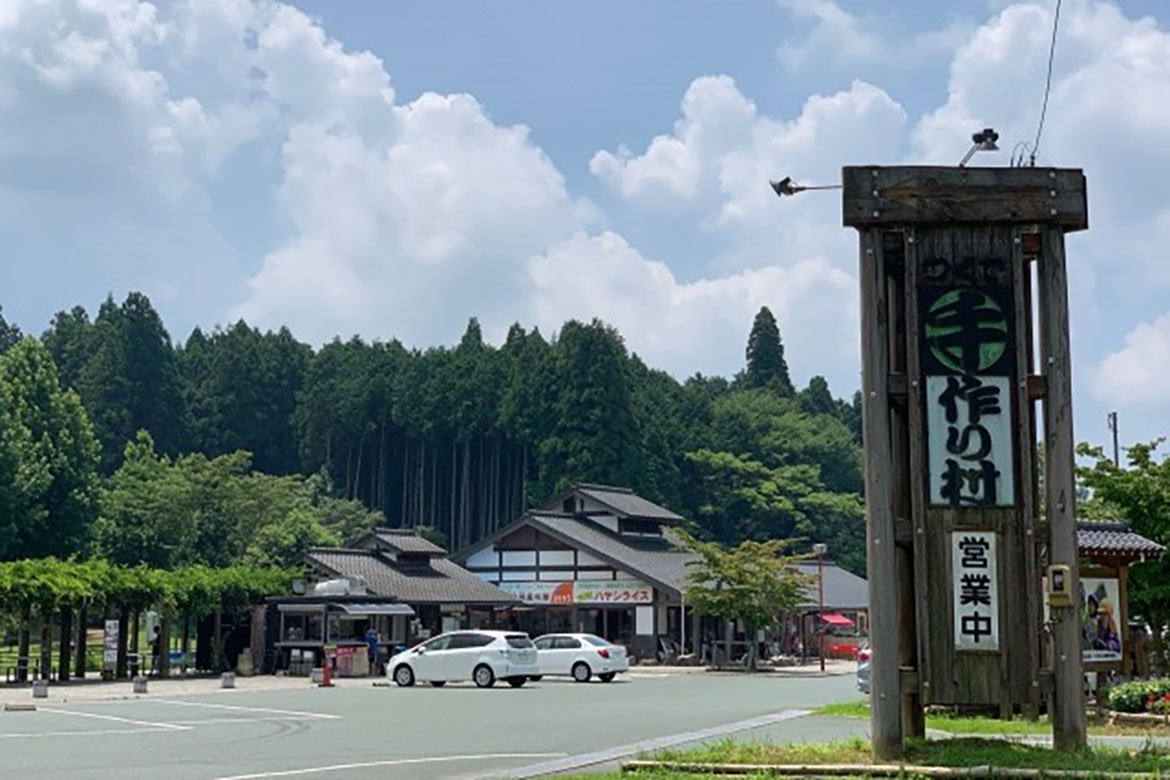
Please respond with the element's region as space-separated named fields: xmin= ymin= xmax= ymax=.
xmin=531 ymin=633 xmax=629 ymax=683
xmin=388 ymin=630 xmax=539 ymax=688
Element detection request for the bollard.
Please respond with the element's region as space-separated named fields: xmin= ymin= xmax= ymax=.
xmin=221 ymin=672 xmax=235 ymax=689
xmin=132 ymin=675 xmax=148 ymax=694
xmin=31 ymin=679 xmax=48 ymax=699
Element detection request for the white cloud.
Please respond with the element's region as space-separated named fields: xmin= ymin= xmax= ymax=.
xmin=1094 ymin=314 xmax=1170 ymax=406
xmin=528 ymin=232 xmax=859 ymax=382
xmin=237 ymin=91 xmax=599 ymax=345
xmin=775 ymin=0 xmax=971 ymax=73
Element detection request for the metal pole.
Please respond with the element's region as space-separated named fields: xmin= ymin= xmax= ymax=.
xmin=680 ymin=591 xmax=686 ymax=656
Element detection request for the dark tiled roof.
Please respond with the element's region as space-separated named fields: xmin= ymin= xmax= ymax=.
xmin=793 ymin=561 xmax=869 ymax=611
xmin=571 ymin=484 xmax=684 ymax=522
xmin=527 ymin=513 xmax=698 ymax=595
xmin=371 ymin=528 xmax=447 ymax=555
xmin=304 ymin=549 xmax=518 ymax=605
xmin=1078 ymin=522 xmax=1163 ymax=558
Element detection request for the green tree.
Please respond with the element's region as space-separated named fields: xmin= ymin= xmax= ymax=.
xmin=41 ymin=306 xmax=93 ymax=390
xmin=1078 ymin=439 xmax=1170 ymax=671
xmin=677 ymin=530 xmax=813 ymax=670
xmin=78 ymin=294 xmax=189 ymax=471
xmin=179 ymin=322 xmax=311 ymax=474
xmin=0 ymin=339 xmax=100 ymax=560
xmin=799 ymin=376 xmax=836 ymax=417
xmin=741 ymin=307 xmax=794 ymax=396
xmin=0 ymin=306 xmax=22 ymax=353
xmin=544 ymin=320 xmax=643 ymax=493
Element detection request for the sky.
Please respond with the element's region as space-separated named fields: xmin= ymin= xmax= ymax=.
xmin=2 ymin=0 xmax=1170 ymax=454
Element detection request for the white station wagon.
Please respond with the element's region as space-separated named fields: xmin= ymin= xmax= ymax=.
xmin=531 ymin=633 xmax=629 ymax=682
xmin=388 ymin=630 xmax=539 ymax=688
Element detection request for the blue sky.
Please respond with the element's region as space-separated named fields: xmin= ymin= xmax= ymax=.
xmin=2 ymin=0 xmax=1170 ymax=455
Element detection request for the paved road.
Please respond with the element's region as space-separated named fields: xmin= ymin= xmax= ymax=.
xmin=0 ymin=673 xmax=864 ymax=780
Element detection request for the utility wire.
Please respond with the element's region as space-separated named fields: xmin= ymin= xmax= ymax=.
xmin=1029 ymin=0 xmax=1062 ymax=166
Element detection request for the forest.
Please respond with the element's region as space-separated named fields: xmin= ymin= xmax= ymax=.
xmin=0 ymin=294 xmax=866 ymax=574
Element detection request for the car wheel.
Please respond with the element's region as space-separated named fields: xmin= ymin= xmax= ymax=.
xmin=528 ymin=675 xmax=543 ymax=682
xmin=598 ymin=672 xmax=616 ymax=683
xmin=394 ymin=665 xmax=415 ymax=687
xmin=572 ymin=662 xmax=592 ymax=683
xmin=473 ymin=664 xmax=495 ymax=688
xmin=507 ymin=677 xmax=526 ymax=688
xmin=429 ymin=681 xmax=446 ymax=688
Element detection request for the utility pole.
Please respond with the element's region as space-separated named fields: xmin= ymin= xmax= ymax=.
xmin=1107 ymin=411 xmax=1119 ymax=467
xmin=813 ymin=543 xmax=827 ymax=673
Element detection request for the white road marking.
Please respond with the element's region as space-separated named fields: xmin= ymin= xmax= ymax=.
xmin=38 ymin=707 xmax=190 ymax=731
xmin=149 ymin=699 xmax=340 ymax=720
xmin=0 ymin=727 xmax=180 ymax=739
xmin=211 ymin=753 xmax=566 ymax=780
xmin=474 ymin=709 xmax=813 ymax=779
xmin=165 ymin=717 xmax=324 ymax=725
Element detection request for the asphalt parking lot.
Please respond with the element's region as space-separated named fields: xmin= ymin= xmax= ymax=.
xmin=0 ymin=672 xmax=866 ymax=780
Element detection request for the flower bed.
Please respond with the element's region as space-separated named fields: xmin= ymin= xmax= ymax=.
xmin=1105 ymin=678 xmax=1170 ymax=714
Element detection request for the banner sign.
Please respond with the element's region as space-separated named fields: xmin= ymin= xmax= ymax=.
xmin=103 ymin=619 xmax=119 ymax=671
xmin=952 ymin=531 xmax=1000 ymax=651
xmin=1081 ymin=577 xmax=1122 ymax=662
xmin=921 ymin=286 xmax=1016 ymax=507
xmin=498 ymin=579 xmax=653 ymax=605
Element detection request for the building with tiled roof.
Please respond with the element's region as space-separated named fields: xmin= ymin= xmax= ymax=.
xmin=1075 ymin=520 xmax=1163 ymax=678
xmin=456 ymin=483 xmax=866 ymax=662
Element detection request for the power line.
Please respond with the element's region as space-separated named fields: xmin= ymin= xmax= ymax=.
xmin=1029 ymin=0 xmax=1063 ymax=166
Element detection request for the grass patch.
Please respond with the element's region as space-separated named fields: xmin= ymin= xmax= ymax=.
xmin=814 ymin=699 xmax=1170 ymax=737
xmin=649 ymin=737 xmax=1170 ymax=773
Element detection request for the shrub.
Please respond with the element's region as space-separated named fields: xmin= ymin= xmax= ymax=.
xmin=1107 ymin=678 xmax=1170 ymax=713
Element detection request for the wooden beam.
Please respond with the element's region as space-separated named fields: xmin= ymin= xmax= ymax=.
xmin=842 ymin=167 xmax=1088 ymax=231
xmin=860 ymin=227 xmax=904 ymax=760
xmin=1038 ymin=226 xmax=1088 ymax=751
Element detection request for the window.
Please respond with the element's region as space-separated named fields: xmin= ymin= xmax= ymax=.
xmin=553 ymin=637 xmax=581 ymax=650
xmin=533 ymin=637 xmax=555 ymax=650
xmin=421 ymin=635 xmax=451 ymax=651
xmin=448 ymin=633 xmax=494 ymax=650
xmin=506 ymin=634 xmax=535 ymax=649
xmin=619 ymin=518 xmax=662 ymax=536
xmin=582 ymin=635 xmax=611 ymax=647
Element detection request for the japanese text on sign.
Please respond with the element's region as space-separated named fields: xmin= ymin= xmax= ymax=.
xmin=952 ymin=531 xmax=1000 ymax=651
xmin=922 ymin=286 xmax=1015 ymax=507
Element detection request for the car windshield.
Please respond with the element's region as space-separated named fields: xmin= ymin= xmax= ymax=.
xmin=582 ymin=635 xmax=611 ymax=647
xmin=506 ymin=634 xmax=534 ymax=649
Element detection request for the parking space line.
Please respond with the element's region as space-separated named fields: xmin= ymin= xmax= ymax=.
xmin=0 ymin=727 xmax=180 ymax=740
xmin=165 ymin=717 xmax=323 ymax=725
xmin=150 ymin=699 xmax=340 ymax=720
xmin=38 ymin=707 xmax=191 ymax=731
xmin=473 ymin=709 xmax=813 ymax=779
xmin=211 ymin=752 xmax=566 ymax=780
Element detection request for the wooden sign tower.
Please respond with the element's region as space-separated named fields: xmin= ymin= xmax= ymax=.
xmin=844 ymin=166 xmax=1088 ymax=758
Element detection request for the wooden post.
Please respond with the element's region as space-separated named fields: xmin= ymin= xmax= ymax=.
xmin=1038 ymin=227 xmax=1087 ymax=750
xmin=888 ymin=234 xmax=925 ymax=739
xmin=75 ymin=605 xmax=88 ymax=681
xmin=59 ymin=608 xmax=73 ymax=682
xmin=39 ymin=613 xmax=52 ymax=681
xmin=859 ymin=225 xmax=904 ymax=759
xmin=158 ymin=610 xmax=171 ymax=679
xmin=17 ymin=603 xmax=30 ymax=683
xmin=116 ymin=605 xmax=129 ymax=679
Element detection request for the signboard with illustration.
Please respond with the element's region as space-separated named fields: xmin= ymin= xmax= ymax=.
xmin=1081 ymin=578 xmax=1122 ymax=662
xmin=498 ymin=579 xmax=653 ymax=605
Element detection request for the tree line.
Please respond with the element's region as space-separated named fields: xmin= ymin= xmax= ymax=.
xmin=0 ymin=295 xmax=866 ymax=573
